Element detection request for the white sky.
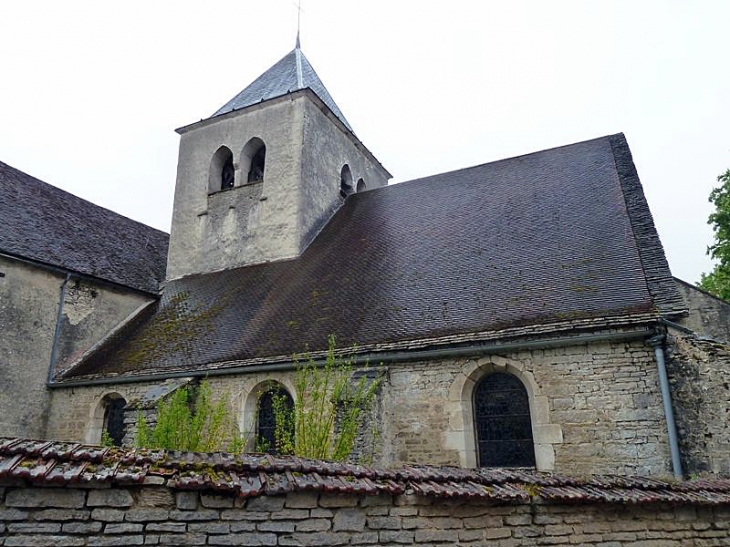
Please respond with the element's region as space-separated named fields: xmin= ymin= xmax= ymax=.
xmin=1 ymin=1 xmax=728 ymax=284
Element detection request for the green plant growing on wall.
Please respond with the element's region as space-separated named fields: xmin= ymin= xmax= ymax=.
xmin=262 ymin=336 xmax=381 ymax=461
xmin=700 ymin=169 xmax=730 ymax=299
xmin=135 ymin=380 xmax=238 ymax=452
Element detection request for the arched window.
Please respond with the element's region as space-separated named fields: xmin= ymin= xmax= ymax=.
xmin=473 ymin=373 xmax=535 ymax=467
xmin=209 ymin=146 xmax=235 ymax=192
xmin=340 ymin=164 xmax=354 ymax=198
xmin=241 ymin=138 xmax=266 ymax=184
xmin=257 ymin=385 xmax=294 ymax=455
xmin=356 ymin=178 xmax=366 ymax=193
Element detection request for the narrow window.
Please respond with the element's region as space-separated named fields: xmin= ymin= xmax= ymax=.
xmin=221 ymin=156 xmax=234 ymax=189
xmin=257 ymin=386 xmax=294 ymax=454
xmin=356 ymin=178 xmax=366 ymax=192
xmin=209 ymin=146 xmax=235 ymax=192
xmin=340 ymin=164 xmax=354 ymax=198
xmin=473 ymin=373 xmax=535 ymax=467
xmin=241 ymin=138 xmax=266 ymax=184
xmin=102 ymin=395 xmax=127 ymax=447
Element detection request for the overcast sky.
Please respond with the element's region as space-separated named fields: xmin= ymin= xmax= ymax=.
xmin=1 ymin=1 xmax=728 ymax=284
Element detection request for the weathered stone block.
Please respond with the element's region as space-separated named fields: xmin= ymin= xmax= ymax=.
xmin=124 ymin=508 xmax=170 ymax=522
xmin=62 ymin=521 xmax=103 ymax=533
xmin=169 ymin=509 xmax=220 ymax=521
xmin=34 ymin=509 xmax=90 ymax=521
xmin=414 ymin=529 xmax=459 ymax=543
xmin=279 ymin=532 xmax=350 ymax=546
xmin=245 ymin=496 xmax=285 ymax=511
xmin=285 ymin=491 xmax=319 ymax=508
xmin=270 ymin=508 xmax=309 ymax=520
xmin=201 ymin=494 xmax=234 ymax=508
xmin=257 ymin=520 xmax=295 ymax=532
xmin=175 ymin=491 xmax=199 ymax=510
xmin=318 ymin=494 xmax=358 ymax=508
xmin=188 ymin=522 xmax=231 ymax=534
xmin=90 ymin=508 xmax=125 ymax=522
xmin=8 ymin=522 xmax=62 ymax=534
xmin=155 ymin=533 xmax=207 ymax=545
xmin=6 ymin=488 xmax=85 ymax=508
xmin=105 ymin=522 xmax=144 ymax=533
xmin=366 ymin=515 xmax=400 ymax=530
xmin=87 ymin=536 xmax=144 ymax=547
xmin=5 ymin=536 xmax=85 ymax=547
xmin=378 ymin=530 xmax=414 ymax=544
xmin=207 ymin=533 xmax=277 ymax=546
xmin=333 ymin=508 xmax=366 ymax=531
xmin=296 ymin=518 xmax=331 ymax=532
xmin=220 ymin=510 xmax=270 ymax=521
xmin=0 ymin=508 xmax=29 ymax=521
xmin=146 ymin=522 xmax=187 ymax=533
xmin=87 ymin=488 xmax=133 ymax=507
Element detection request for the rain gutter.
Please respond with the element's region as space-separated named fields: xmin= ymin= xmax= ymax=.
xmin=647 ymin=333 xmax=684 ymax=479
xmin=49 ymin=328 xmax=651 ymax=389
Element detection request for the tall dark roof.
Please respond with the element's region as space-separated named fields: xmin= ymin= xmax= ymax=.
xmin=212 ymin=47 xmax=353 ymax=132
xmin=0 ymin=160 xmax=168 ymax=294
xmin=62 ymin=134 xmax=684 ymax=381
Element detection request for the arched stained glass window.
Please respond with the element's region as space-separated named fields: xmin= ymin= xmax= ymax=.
xmin=473 ymin=373 xmax=535 ymax=467
xmin=257 ymin=386 xmax=294 ymax=455
xmin=102 ymin=396 xmax=127 ymax=447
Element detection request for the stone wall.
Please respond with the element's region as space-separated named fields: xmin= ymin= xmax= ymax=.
xmin=0 ymin=483 xmax=728 ymax=546
xmin=0 ymin=256 xmax=152 ymax=439
xmin=665 ymin=331 xmax=730 ymax=475
xmin=379 ymin=336 xmax=670 ymax=476
xmin=675 ymin=278 xmax=730 ymax=343
xmin=48 ymin=333 xmax=676 ymax=477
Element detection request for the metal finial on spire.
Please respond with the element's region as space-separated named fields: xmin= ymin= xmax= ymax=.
xmin=295 ymin=0 xmax=303 ymax=49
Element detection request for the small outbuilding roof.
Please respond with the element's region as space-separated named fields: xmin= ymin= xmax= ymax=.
xmin=0 ymin=160 xmax=168 ymax=294
xmin=61 ymin=133 xmax=685 ymax=381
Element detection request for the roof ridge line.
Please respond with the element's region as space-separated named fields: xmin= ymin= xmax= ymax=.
xmin=295 ymin=47 xmax=304 ymax=89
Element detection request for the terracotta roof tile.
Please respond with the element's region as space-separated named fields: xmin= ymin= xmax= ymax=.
xmin=1 ymin=438 xmax=728 ymax=506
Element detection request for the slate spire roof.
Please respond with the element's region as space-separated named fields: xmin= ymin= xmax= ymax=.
xmin=212 ymin=46 xmax=353 ymax=133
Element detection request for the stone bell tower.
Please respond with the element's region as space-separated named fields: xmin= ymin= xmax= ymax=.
xmin=165 ymin=44 xmax=391 ymax=281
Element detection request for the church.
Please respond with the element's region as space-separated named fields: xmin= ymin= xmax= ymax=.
xmin=2 ymin=43 xmax=729 ymax=479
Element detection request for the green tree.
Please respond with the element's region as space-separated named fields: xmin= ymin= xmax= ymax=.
xmin=699 ymin=169 xmax=730 ymax=300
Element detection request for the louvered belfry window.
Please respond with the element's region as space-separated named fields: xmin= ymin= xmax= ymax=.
xmin=473 ymin=372 xmax=536 ymax=467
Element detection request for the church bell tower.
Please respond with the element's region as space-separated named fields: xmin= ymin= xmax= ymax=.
xmin=165 ymin=44 xmax=391 ymax=281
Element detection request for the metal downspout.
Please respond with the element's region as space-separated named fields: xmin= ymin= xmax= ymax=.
xmin=647 ymin=334 xmax=683 ymax=479
xmin=47 ymin=273 xmax=71 ymax=384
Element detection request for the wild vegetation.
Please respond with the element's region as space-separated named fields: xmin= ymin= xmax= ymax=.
xmin=135 ymin=380 xmax=241 ymax=452
xmin=135 ymin=337 xmax=380 ymax=462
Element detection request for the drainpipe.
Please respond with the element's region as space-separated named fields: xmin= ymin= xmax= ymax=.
xmin=47 ymin=273 xmax=71 ymax=384
xmin=647 ymin=333 xmax=683 ymax=479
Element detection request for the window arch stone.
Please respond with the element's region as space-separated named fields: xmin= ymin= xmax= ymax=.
xmin=446 ymin=356 xmax=562 ymax=471
xmin=240 ymin=138 xmax=266 ymax=184
xmin=209 ymin=146 xmax=235 ymax=192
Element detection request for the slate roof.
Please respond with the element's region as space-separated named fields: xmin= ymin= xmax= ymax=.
xmin=212 ymin=47 xmax=353 ymax=132
xmin=61 ymin=133 xmax=685 ymax=381
xmin=0 ymin=160 xmax=168 ymax=294
xmin=1 ymin=438 xmax=729 ymax=504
